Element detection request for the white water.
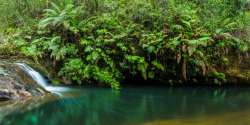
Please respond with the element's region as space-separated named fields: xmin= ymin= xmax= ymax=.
xmin=16 ymin=63 xmax=69 ymax=95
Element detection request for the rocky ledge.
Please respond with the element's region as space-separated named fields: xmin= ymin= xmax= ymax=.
xmin=0 ymin=61 xmax=48 ymax=100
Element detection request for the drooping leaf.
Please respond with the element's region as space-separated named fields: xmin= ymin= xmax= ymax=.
xmin=182 ymin=58 xmax=187 ymax=81
xmin=198 ymin=59 xmax=206 ymax=76
xmin=177 ymin=53 xmax=181 ymax=64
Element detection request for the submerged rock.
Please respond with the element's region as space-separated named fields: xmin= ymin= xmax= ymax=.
xmin=0 ymin=61 xmax=48 ymax=100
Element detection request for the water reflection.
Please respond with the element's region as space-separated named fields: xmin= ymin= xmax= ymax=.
xmin=1 ymin=86 xmax=250 ymax=125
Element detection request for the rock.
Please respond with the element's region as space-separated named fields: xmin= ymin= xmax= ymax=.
xmin=14 ymin=85 xmax=22 ymax=91
xmin=0 ymin=89 xmax=14 ymax=100
xmin=0 ymin=61 xmax=48 ymax=101
xmin=25 ymin=86 xmax=31 ymax=91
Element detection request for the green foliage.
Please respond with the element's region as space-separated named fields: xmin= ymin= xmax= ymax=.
xmin=0 ymin=0 xmax=249 ymax=88
xmin=214 ymin=72 xmax=227 ymax=85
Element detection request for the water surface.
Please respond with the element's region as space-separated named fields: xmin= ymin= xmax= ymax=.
xmin=1 ymin=85 xmax=250 ymax=125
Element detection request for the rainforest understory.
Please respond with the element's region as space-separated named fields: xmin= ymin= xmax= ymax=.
xmin=0 ymin=0 xmax=249 ymax=89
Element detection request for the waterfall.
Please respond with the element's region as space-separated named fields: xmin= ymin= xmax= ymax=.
xmin=16 ymin=63 xmax=49 ymax=88
xmin=16 ymin=63 xmax=69 ymax=94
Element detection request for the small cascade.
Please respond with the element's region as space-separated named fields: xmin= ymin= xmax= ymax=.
xmin=16 ymin=63 xmax=49 ymax=89
xmin=16 ymin=63 xmax=69 ymax=95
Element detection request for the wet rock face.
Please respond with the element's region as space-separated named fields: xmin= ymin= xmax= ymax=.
xmin=0 ymin=61 xmax=47 ymax=100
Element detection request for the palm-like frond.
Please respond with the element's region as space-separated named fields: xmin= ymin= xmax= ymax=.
xmin=43 ymin=9 xmax=58 ymax=17
xmin=49 ymin=1 xmax=61 ymax=13
xmin=38 ymin=17 xmax=55 ymax=29
xmin=78 ymin=16 xmax=97 ymax=28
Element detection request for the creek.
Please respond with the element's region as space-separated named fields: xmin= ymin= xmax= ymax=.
xmin=0 ymin=64 xmax=249 ymax=125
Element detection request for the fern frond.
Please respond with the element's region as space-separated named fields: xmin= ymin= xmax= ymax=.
xmin=78 ymin=16 xmax=97 ymax=28
xmin=174 ymin=34 xmax=183 ymax=40
xmin=92 ymin=51 xmax=99 ymax=60
xmin=147 ymin=46 xmax=155 ymax=53
xmin=151 ymin=60 xmax=164 ymax=71
xmin=53 ymin=17 xmax=63 ymax=26
xmin=49 ymin=44 xmax=59 ymax=51
xmin=85 ymin=46 xmax=94 ymax=52
xmin=49 ymin=2 xmax=61 ymax=13
xmin=63 ymin=21 xmax=70 ymax=29
xmin=171 ymin=25 xmax=184 ymax=30
xmin=51 ymin=36 xmax=61 ymax=44
xmin=225 ymin=22 xmax=237 ymax=30
xmin=64 ymin=4 xmax=74 ymax=13
xmin=172 ymin=40 xmax=181 ymax=46
xmin=187 ymin=45 xmax=196 ymax=56
xmin=222 ymin=18 xmax=231 ymax=27
xmin=59 ymin=46 xmax=67 ymax=59
xmin=43 ymin=9 xmax=58 ymax=17
xmin=182 ymin=20 xmax=192 ymax=31
xmin=39 ymin=17 xmax=55 ymax=29
xmin=199 ymin=59 xmax=206 ymax=76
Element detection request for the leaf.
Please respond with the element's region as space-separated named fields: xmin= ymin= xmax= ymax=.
xmin=51 ymin=36 xmax=61 ymax=43
xmin=92 ymin=51 xmax=99 ymax=60
xmin=85 ymin=46 xmax=94 ymax=52
xmin=174 ymin=34 xmax=183 ymax=41
xmin=198 ymin=51 xmax=204 ymax=58
xmin=78 ymin=16 xmax=97 ymax=28
xmin=86 ymin=54 xmax=92 ymax=61
xmin=38 ymin=17 xmax=54 ymax=29
xmin=49 ymin=2 xmax=61 ymax=13
xmin=138 ymin=57 xmax=145 ymax=63
xmin=214 ymin=78 xmax=219 ymax=84
xmin=72 ymin=76 xmax=77 ymax=80
xmin=148 ymin=71 xmax=155 ymax=79
xmin=172 ymin=40 xmax=181 ymax=46
xmin=177 ymin=53 xmax=181 ymax=64
xmin=172 ymin=25 xmax=184 ymax=30
xmin=59 ymin=46 xmax=67 ymax=59
xmin=147 ymin=46 xmax=155 ymax=53
xmin=151 ymin=60 xmax=164 ymax=71
xmin=53 ymin=17 xmax=63 ymax=26
xmin=182 ymin=45 xmax=187 ymax=53
xmin=141 ymin=71 xmax=147 ymax=80
xmin=182 ymin=58 xmax=187 ymax=81
xmin=43 ymin=9 xmax=58 ymax=16
xmin=187 ymin=45 xmax=196 ymax=56
xmin=142 ymin=44 xmax=149 ymax=49
xmin=63 ymin=21 xmax=70 ymax=29
xmin=140 ymin=64 xmax=146 ymax=73
xmin=187 ymin=40 xmax=198 ymax=44
xmin=182 ymin=20 xmax=192 ymax=31
xmin=199 ymin=60 xmax=206 ymax=76
xmin=64 ymin=4 xmax=74 ymax=12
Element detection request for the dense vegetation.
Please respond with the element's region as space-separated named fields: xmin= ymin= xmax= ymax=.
xmin=0 ymin=0 xmax=249 ymax=89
